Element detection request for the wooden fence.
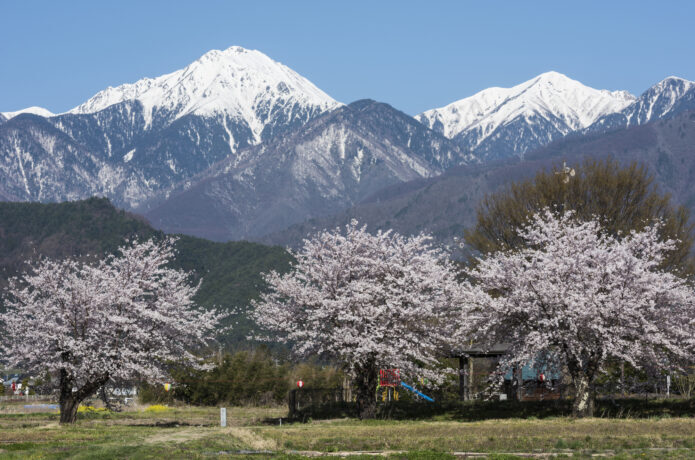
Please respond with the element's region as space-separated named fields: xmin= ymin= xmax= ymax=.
xmin=0 ymin=394 xmax=56 ymax=402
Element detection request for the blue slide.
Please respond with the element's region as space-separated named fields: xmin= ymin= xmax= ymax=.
xmin=400 ymin=382 xmax=435 ymax=402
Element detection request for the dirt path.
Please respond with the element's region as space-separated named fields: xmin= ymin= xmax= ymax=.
xmin=289 ymin=448 xmax=689 ymax=458
xmin=143 ymin=426 xmax=277 ymax=450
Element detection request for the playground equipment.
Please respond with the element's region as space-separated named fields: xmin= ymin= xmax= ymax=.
xmin=381 ymin=387 xmax=399 ymax=401
xmin=399 ymin=382 xmax=435 ymax=402
xmin=379 ymin=369 xmax=400 ymax=401
xmin=379 ymin=368 xmax=434 ymax=402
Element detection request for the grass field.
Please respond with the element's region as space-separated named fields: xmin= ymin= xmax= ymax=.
xmin=1 ymin=401 xmax=694 ymax=459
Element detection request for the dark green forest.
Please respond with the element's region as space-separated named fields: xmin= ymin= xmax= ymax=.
xmin=0 ymin=197 xmax=293 ymax=347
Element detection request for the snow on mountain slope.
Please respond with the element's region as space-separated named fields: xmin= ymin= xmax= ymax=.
xmin=625 ymin=76 xmax=695 ymax=124
xmin=2 ymin=106 xmax=55 ymax=120
xmin=68 ymin=46 xmax=341 ymax=139
xmin=0 ymin=114 xmax=139 ymax=203
xmin=589 ymin=76 xmax=695 ymax=132
xmin=416 ymin=71 xmax=635 ymax=160
xmin=142 ymin=100 xmax=471 ymax=241
xmin=266 ymin=109 xmax=695 ymax=249
xmin=0 ymin=46 xmax=345 ymax=209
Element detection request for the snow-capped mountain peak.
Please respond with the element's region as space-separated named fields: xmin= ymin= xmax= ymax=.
xmin=656 ymin=75 xmax=693 ymax=87
xmin=417 ymin=71 xmax=635 ymax=141
xmin=626 ymin=76 xmax=695 ymax=124
xmin=68 ymin=46 xmax=342 ymax=136
xmin=587 ymin=75 xmax=695 ymax=133
xmin=645 ymin=76 xmax=695 ymax=103
xmin=1 ymin=106 xmax=55 ymax=120
xmin=0 ymin=46 xmax=346 ymax=212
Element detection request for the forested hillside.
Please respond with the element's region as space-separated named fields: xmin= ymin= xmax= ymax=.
xmin=0 ymin=197 xmax=293 ymax=346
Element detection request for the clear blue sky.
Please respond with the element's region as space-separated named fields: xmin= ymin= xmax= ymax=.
xmin=2 ymin=0 xmax=694 ymax=115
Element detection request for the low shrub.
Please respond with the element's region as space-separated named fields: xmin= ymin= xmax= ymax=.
xmin=140 ymin=348 xmax=343 ymax=407
xmin=77 ymin=405 xmax=109 ymax=414
xmin=144 ymin=404 xmax=170 ymax=413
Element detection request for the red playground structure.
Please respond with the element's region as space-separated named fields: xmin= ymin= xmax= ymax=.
xmin=379 ymin=369 xmax=401 ymax=401
xmin=379 ymin=368 xmax=435 ymax=402
xmin=379 ymin=368 xmax=401 ymax=387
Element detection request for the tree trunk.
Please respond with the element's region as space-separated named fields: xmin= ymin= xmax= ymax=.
xmin=58 ymin=368 xmax=109 ymax=424
xmin=354 ymin=357 xmax=378 ymax=419
xmin=59 ymin=368 xmax=81 ymax=424
xmin=59 ymin=395 xmax=80 ymax=424
xmin=572 ymin=374 xmax=594 ymax=417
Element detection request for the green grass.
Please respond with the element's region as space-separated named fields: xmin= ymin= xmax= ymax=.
xmin=254 ymin=417 xmax=695 ymax=453
xmin=1 ymin=403 xmax=695 ymax=458
xmin=0 ymin=404 xmax=285 ymax=459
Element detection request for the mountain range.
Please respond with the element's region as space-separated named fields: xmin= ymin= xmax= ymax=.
xmin=141 ymin=99 xmax=471 ymax=240
xmin=416 ymin=71 xmax=636 ymax=161
xmin=266 ymin=109 xmax=695 ymax=249
xmin=2 ymin=46 xmax=695 ymax=242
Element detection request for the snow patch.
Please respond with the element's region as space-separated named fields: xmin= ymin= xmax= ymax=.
xmin=2 ymin=106 xmax=55 ymax=119
xmin=123 ymin=149 xmax=136 ymax=163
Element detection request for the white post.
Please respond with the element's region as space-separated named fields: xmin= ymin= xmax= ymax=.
xmin=220 ymin=407 xmax=227 ymax=427
xmin=666 ymin=375 xmax=671 ymax=398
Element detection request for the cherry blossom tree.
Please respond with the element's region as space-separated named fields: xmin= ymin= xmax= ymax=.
xmin=252 ymin=221 xmax=460 ymax=419
xmin=0 ymin=239 xmax=224 ymax=423
xmin=460 ymin=210 xmax=695 ymax=417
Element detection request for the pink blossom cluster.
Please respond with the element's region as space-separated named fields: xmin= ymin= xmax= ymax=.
xmin=0 ymin=239 xmax=224 ymax=391
xmin=459 ymin=210 xmax=695 ymax=411
xmin=252 ymin=220 xmax=461 ymax=384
